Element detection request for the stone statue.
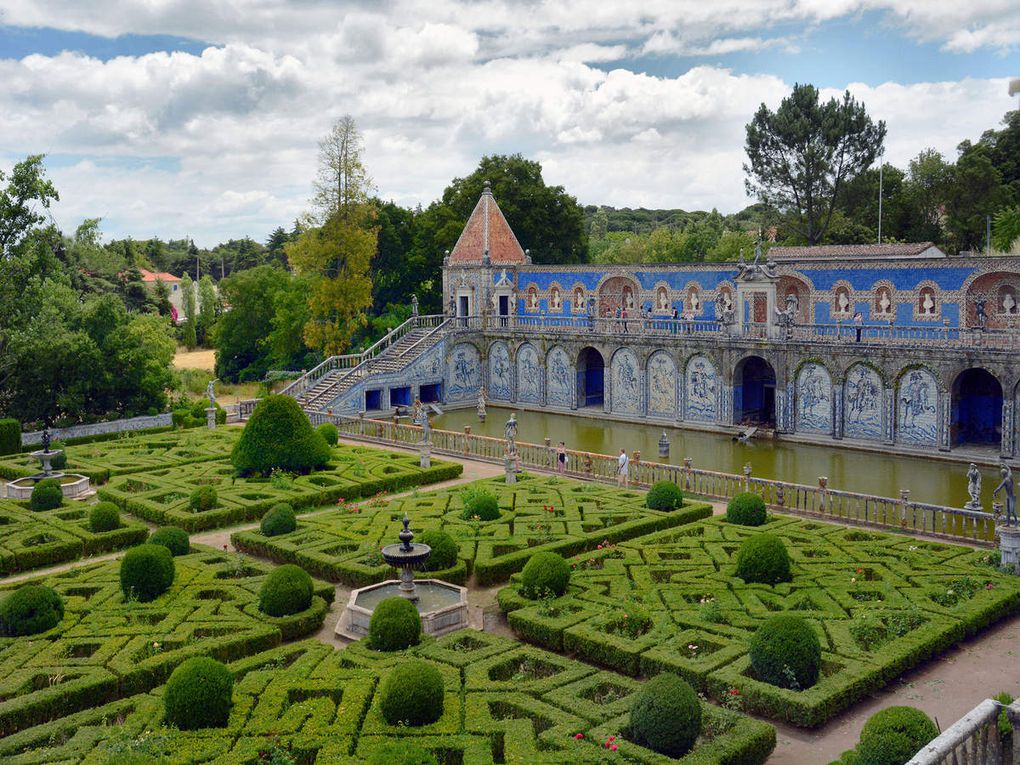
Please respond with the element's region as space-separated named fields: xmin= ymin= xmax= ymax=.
xmin=411 ymin=294 xmax=419 ymax=316
xmin=477 ymin=387 xmax=487 ymax=422
xmin=775 ymin=293 xmax=798 ymax=339
xmin=736 ymin=239 xmax=778 ymax=281
xmin=715 ymin=293 xmax=735 ymax=326
xmin=413 ymin=401 xmax=431 ymax=444
xmin=41 ymin=428 xmax=51 ymax=453
xmin=206 ymin=379 xmax=217 ymax=407
xmin=975 ymin=299 xmax=987 ymax=329
xmin=965 ymin=463 xmax=982 ymax=510
xmin=504 ymin=412 xmax=518 ymax=455
xmin=994 ymin=463 xmax=1017 ymax=526
xmin=448 ymin=296 xmax=456 ymax=317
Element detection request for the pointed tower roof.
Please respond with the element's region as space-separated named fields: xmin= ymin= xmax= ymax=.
xmin=448 ymin=181 xmax=527 ymax=265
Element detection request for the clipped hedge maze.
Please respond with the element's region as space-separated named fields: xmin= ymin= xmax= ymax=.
xmin=0 ymin=499 xmax=148 ymax=575
xmin=0 ymin=548 xmax=332 ymax=737
xmin=0 ymin=428 xmax=241 ymax=484
xmin=233 ymin=473 xmax=714 ymax=587
xmin=500 ymin=515 xmax=1020 ymax=728
xmin=0 ymin=631 xmax=776 ymax=764
xmin=98 ymin=444 xmax=463 ymax=531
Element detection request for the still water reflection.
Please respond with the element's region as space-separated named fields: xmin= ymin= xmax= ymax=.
xmin=434 ymin=406 xmax=998 ymax=509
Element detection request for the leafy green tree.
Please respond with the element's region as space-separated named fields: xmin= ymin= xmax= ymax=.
xmin=214 ymin=265 xmax=288 ymax=382
xmin=267 ymin=274 xmax=316 ymax=370
xmin=197 ymin=275 xmax=218 ymax=346
xmin=0 ymin=155 xmax=59 ymax=259
xmin=708 ymin=230 xmax=757 ymax=261
xmin=744 ymin=84 xmax=886 ymax=244
xmin=180 ymin=273 xmax=197 ymax=349
xmin=442 ymin=154 xmax=588 ymax=263
xmin=371 ymin=200 xmax=416 ymax=311
xmin=265 ymin=226 xmax=290 ymax=268
xmin=287 ymin=116 xmax=376 ymax=357
xmin=945 ymin=143 xmax=1006 ymax=252
xmin=903 ymin=150 xmax=953 ymax=243
xmin=404 ymin=201 xmax=463 ymax=312
xmin=992 ymin=206 xmax=1020 ymax=253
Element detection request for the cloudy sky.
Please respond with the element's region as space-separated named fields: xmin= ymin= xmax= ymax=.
xmin=0 ymin=1 xmax=1018 ymax=246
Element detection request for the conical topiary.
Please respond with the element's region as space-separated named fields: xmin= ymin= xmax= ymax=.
xmin=231 ymin=395 xmax=332 ymax=476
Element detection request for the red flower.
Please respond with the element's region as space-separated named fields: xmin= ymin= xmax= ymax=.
xmin=611 ymin=744 xmax=618 ymax=751
xmin=574 ymin=733 xmax=584 ymax=740
xmin=729 ymin=688 xmax=740 ymax=696
xmin=855 ymin=567 xmax=863 ymax=574
xmin=607 ymin=735 xmax=615 ymax=742
xmin=222 ymin=544 xmax=228 ymax=551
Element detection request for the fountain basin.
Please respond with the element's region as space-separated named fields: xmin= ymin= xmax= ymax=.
xmin=336 ymin=579 xmax=469 ymax=641
xmin=4 ymin=474 xmax=92 ymax=501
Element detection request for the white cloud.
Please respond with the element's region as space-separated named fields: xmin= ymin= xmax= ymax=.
xmin=0 ymin=1 xmax=1015 ymax=244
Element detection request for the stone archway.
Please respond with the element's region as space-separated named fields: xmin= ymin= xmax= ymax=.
xmin=951 ymin=368 xmax=1002 ymax=446
xmin=734 ymin=356 xmax=777 ymax=426
xmin=576 ymin=347 xmax=605 ymax=408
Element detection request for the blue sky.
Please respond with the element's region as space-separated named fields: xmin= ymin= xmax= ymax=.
xmin=0 ymin=1 xmax=1016 ymax=245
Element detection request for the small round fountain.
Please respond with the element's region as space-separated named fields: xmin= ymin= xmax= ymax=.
xmin=381 ymin=513 xmax=433 ymax=600
xmin=3 ymin=429 xmax=92 ymax=501
xmin=337 ymin=514 xmax=470 ymax=640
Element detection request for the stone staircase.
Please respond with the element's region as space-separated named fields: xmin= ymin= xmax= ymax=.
xmin=284 ymin=316 xmax=449 ymax=413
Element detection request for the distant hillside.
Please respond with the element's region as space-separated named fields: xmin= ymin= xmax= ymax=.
xmin=583 ymin=203 xmax=768 ymax=234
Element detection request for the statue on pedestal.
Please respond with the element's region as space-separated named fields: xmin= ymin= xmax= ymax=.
xmin=206 ymin=379 xmax=218 ymax=407
xmin=965 ymin=463 xmax=982 ymax=510
xmin=411 ymin=294 xmax=419 ymax=317
xmin=477 ymin=387 xmax=487 ymax=422
xmin=993 ymin=464 xmax=1017 ymax=526
xmin=413 ymin=401 xmax=431 ymax=445
xmin=504 ymin=412 xmax=518 ymax=456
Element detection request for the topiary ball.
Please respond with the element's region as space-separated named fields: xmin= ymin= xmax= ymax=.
xmin=749 ymin=614 xmax=821 ymax=690
xmin=379 ymin=660 xmax=444 ymax=726
xmin=366 ymin=741 xmax=438 ymax=765
xmin=49 ymin=442 xmax=68 ymax=471
xmin=460 ymin=486 xmax=500 ymax=521
xmin=163 ymin=656 xmax=233 ymax=730
xmin=646 ymin=481 xmax=683 ymax=511
xmin=855 ymin=706 xmax=939 ymax=765
xmin=89 ymin=501 xmax=120 ymax=532
xmin=520 ymin=551 xmax=571 ymax=599
xmin=316 ymin=422 xmax=339 ymax=446
xmin=148 ymin=526 xmax=190 ymax=556
xmin=231 ymin=395 xmax=331 ymax=476
xmin=629 ymin=672 xmax=702 ymax=758
xmin=258 ymin=564 xmax=314 ymax=617
xmin=368 ymin=596 xmax=422 ymax=651
xmin=735 ymin=533 xmax=791 ymax=585
xmin=0 ymin=585 xmax=64 ymax=636
xmin=120 ymin=544 xmax=175 ymax=602
xmin=30 ymin=478 xmax=64 ymax=511
xmin=420 ymin=529 xmax=458 ymax=571
xmin=189 ymin=485 xmax=218 ymax=512
xmin=260 ymin=503 xmax=297 ymax=537
xmin=727 ymin=492 xmax=767 ymax=526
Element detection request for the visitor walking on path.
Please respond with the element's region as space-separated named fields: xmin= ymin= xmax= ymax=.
xmin=853 ymin=311 xmax=863 ymax=342
xmin=617 ymin=448 xmax=629 ymax=487
xmin=556 ymin=441 xmax=567 ymax=475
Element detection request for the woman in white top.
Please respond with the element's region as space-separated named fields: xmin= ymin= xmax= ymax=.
xmin=617 ymin=448 xmax=629 ymax=487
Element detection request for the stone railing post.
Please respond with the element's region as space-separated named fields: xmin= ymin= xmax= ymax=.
xmin=818 ymin=476 xmax=828 ymax=514
xmin=743 ymin=462 xmax=752 ymax=493
xmin=899 ymin=489 xmax=910 ymax=528
xmin=683 ymin=457 xmax=693 ymax=491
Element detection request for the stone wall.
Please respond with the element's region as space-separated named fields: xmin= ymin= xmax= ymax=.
xmin=21 ymin=413 xmax=172 ymax=445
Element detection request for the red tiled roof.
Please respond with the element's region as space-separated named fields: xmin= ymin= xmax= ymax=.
xmin=448 ymin=183 xmax=526 ymax=265
xmin=768 ymin=242 xmax=943 ymax=260
xmin=139 ymin=269 xmax=182 ymax=283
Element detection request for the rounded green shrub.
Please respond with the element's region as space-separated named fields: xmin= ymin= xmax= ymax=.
xmin=231 ymin=395 xmax=331 ymax=476
xmin=646 ymin=481 xmax=683 ymax=510
xmin=735 ymin=533 xmax=791 ymax=585
xmin=368 ymin=596 xmax=422 ymax=651
xmin=0 ymin=585 xmax=64 ymax=636
xmin=316 ymin=422 xmax=339 ymax=446
xmin=120 ymin=544 xmax=175 ymax=602
xmin=379 ymin=660 xmax=444 ymax=726
xmin=460 ymin=486 xmax=499 ymax=521
xmin=30 ymin=478 xmax=63 ymax=511
xmin=727 ymin=492 xmax=767 ymax=526
xmin=148 ymin=526 xmax=190 ymax=556
xmin=749 ymin=614 xmax=821 ymax=690
xmin=189 ymin=485 xmax=218 ymax=512
xmin=629 ymin=672 xmax=702 ymax=758
xmin=49 ymin=442 xmax=68 ymax=470
xmin=89 ymin=501 xmax=120 ymax=532
xmin=0 ymin=418 xmax=21 ymax=456
xmin=163 ymin=656 xmax=233 ymax=730
xmin=520 ymin=551 xmax=571 ymax=599
xmin=258 ymin=564 xmax=313 ymax=617
xmin=855 ymin=706 xmax=939 ymax=765
xmin=260 ymin=503 xmax=296 ymax=537
xmin=367 ymin=741 xmax=438 ymax=765
xmin=420 ymin=529 xmax=458 ymax=571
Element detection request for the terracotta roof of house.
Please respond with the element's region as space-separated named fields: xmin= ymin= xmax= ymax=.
xmin=139 ymin=269 xmax=182 ymax=283
xmin=448 ymin=182 xmax=527 ymax=265
xmin=768 ymin=242 xmax=944 ymax=260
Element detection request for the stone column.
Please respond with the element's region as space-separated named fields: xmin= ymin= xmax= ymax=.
xmin=938 ymin=390 xmax=952 ymax=452
xmin=883 ymin=388 xmax=895 ymax=445
xmin=1001 ymin=399 xmax=1015 ymax=458
xmin=833 ymin=384 xmax=844 ymax=440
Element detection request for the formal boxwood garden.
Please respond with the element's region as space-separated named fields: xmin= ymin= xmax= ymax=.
xmin=0 ymin=546 xmax=331 ymax=737
xmin=232 ymin=473 xmax=713 ymax=588
xmin=0 ymin=498 xmax=148 ymax=575
xmin=499 ymin=514 xmax=1020 ymax=727
xmin=0 ymin=630 xmax=776 ymax=764
xmin=97 ymin=443 xmax=463 ymax=531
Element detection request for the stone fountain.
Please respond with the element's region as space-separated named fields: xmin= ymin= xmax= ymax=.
xmin=3 ymin=429 xmax=92 ymax=501
xmin=337 ymin=514 xmax=469 ymax=640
